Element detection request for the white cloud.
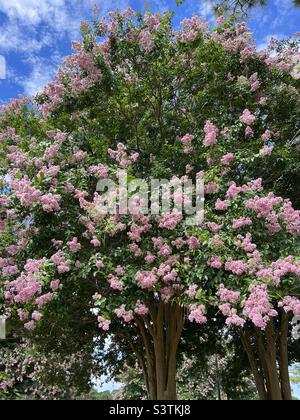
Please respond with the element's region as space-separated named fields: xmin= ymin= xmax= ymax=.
xmin=199 ymin=1 xmax=215 ymax=23
xmin=0 ymin=0 xmax=66 ymax=25
xmin=16 ymin=55 xmax=61 ymax=96
xmin=0 ymin=22 xmax=51 ymax=53
xmin=0 ymin=55 xmax=6 ymax=79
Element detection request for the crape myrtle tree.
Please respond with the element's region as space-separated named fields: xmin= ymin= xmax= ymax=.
xmin=0 ymin=8 xmax=300 ymax=400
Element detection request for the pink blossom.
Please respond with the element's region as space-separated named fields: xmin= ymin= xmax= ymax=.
xmin=89 ymin=164 xmax=109 ymax=179
xmin=208 ymin=256 xmax=222 ymax=269
xmin=240 ymin=109 xmax=256 ymax=125
xmin=24 ymin=321 xmax=35 ymax=331
xmin=74 ymin=150 xmax=87 ymax=161
xmin=139 ymin=30 xmax=154 ymax=52
xmin=17 ymin=309 xmax=29 ymax=321
xmin=188 ymin=305 xmax=207 ymax=324
xmin=278 ymin=296 xmax=300 ymax=316
xmin=96 ymin=260 xmax=104 ymax=269
xmin=157 ymin=210 xmax=182 ymax=230
xmin=232 ymin=217 xmax=253 ymax=229
xmin=181 ymin=133 xmax=194 ymax=145
xmin=91 ymin=237 xmax=101 ymax=247
xmin=217 ymin=284 xmax=240 ymax=304
xmin=260 ymin=145 xmax=273 ymax=156
xmin=236 ymin=233 xmax=257 ymax=253
xmin=203 ymin=121 xmax=218 ymax=146
xmin=187 ymin=236 xmax=200 ymax=249
xmin=158 ymin=244 xmax=172 ymax=258
xmin=108 ymin=274 xmax=123 ymax=291
xmin=134 ymin=301 xmax=149 ymax=316
xmin=136 ymin=271 xmax=158 ymax=289
xmin=35 ymin=293 xmax=53 ymax=308
xmin=225 ymin=311 xmax=245 ymax=327
xmin=40 ymin=194 xmax=61 ymax=212
xmin=186 ymin=284 xmax=198 ymax=298
xmin=243 ymin=284 xmax=277 ymax=329
xmin=245 ymin=126 xmax=254 ymax=137
xmin=205 ymin=182 xmax=220 ymax=194
xmin=145 ymin=252 xmax=156 ymax=264
xmin=32 ymin=311 xmax=42 ymax=321
xmin=225 ymin=258 xmax=248 ymax=275
xmin=207 ymin=222 xmax=223 ymax=233
xmin=50 ymin=280 xmax=61 ymax=291
xmin=215 ymin=199 xmax=229 ymax=211
xmin=67 ymin=237 xmax=81 ymax=253
xmin=221 ymin=153 xmax=234 ymax=165
xmin=261 ymin=130 xmax=272 ymax=142
xmin=98 ymin=316 xmax=111 ymax=331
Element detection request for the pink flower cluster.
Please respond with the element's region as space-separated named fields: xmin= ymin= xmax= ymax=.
xmin=208 ymin=256 xmax=222 ymax=269
xmin=114 ymin=305 xmax=134 ymax=323
xmin=50 ymin=251 xmax=70 ymax=274
xmin=88 ymin=164 xmax=109 ymax=179
xmin=226 ymin=178 xmax=263 ymax=199
xmin=278 ymin=296 xmax=300 ymax=316
xmin=221 ymin=153 xmax=234 ymax=165
xmin=136 ymin=271 xmax=158 ymax=289
xmin=97 ymin=316 xmax=111 ymax=331
xmin=9 ymin=176 xmax=62 ymax=212
xmin=232 ymin=217 xmax=253 ymax=230
xmin=217 ymin=284 xmax=240 ymax=304
xmin=256 ymin=256 xmax=300 ymax=286
xmin=157 ymin=210 xmax=182 ymax=230
xmin=203 ymin=121 xmax=218 ymax=146
xmin=215 ymin=199 xmax=229 ymax=211
xmin=260 ymin=145 xmax=273 ymax=156
xmin=108 ymin=274 xmax=123 ymax=291
xmin=139 ymin=30 xmax=154 ymax=52
xmin=249 ymin=72 xmax=261 ymax=92
xmin=279 ymin=201 xmax=300 ymax=234
xmin=180 ymin=133 xmax=194 ymax=154
xmin=245 ymin=193 xmax=300 ymax=234
xmin=186 ymin=284 xmax=198 ymax=298
xmin=261 ymin=129 xmax=272 ymax=142
xmin=205 ymin=182 xmax=220 ymax=194
xmin=108 ymin=143 xmax=139 ymax=168
xmin=240 ymin=109 xmax=256 ymax=125
xmin=134 ymin=301 xmax=149 ymax=316
xmin=67 ymin=237 xmax=81 ymax=253
xmin=225 ymin=258 xmax=248 ymax=276
xmin=188 ymin=305 xmax=207 ymax=324
xmin=236 ymin=233 xmax=257 ymax=254
xmin=242 ymin=285 xmax=277 ymax=329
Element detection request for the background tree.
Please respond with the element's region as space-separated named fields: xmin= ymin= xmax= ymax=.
xmin=203 ymin=0 xmax=300 ymax=16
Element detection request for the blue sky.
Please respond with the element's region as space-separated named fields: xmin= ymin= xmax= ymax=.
xmin=0 ymin=0 xmax=299 ymax=104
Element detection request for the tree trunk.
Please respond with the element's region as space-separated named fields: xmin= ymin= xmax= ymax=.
xmin=153 ymin=302 xmax=184 ymax=400
xmin=136 ymin=301 xmax=184 ymax=400
xmin=265 ymin=321 xmax=283 ymax=400
xmin=279 ymin=310 xmax=292 ymax=400
xmin=240 ymin=331 xmax=267 ymax=400
xmin=242 ymin=317 xmax=292 ymax=401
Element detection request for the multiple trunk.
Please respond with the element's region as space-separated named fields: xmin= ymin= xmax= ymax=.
xmin=130 ymin=302 xmax=292 ymax=401
xmin=240 ymin=312 xmax=292 ymax=400
xmin=134 ymin=301 xmax=184 ymax=400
